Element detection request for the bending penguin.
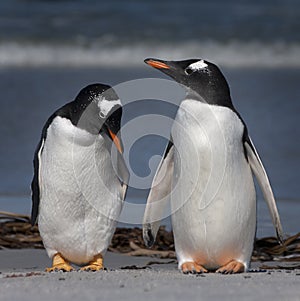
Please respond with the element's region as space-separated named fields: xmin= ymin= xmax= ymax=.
xmin=31 ymin=83 xmax=128 ymax=272
xmin=143 ymin=58 xmax=284 ymax=274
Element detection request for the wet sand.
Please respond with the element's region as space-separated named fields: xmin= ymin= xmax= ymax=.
xmin=0 ymin=249 xmax=300 ymax=301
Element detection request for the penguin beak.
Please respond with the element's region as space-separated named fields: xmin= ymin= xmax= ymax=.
xmin=144 ymin=57 xmax=188 ymax=85
xmin=144 ymin=58 xmax=170 ymax=70
xmin=105 ymin=106 xmax=124 ymax=154
xmin=107 ymin=128 xmax=123 ymax=154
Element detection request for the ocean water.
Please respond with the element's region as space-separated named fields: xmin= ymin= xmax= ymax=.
xmin=0 ymin=0 xmax=299 ymax=236
xmin=0 ymin=0 xmax=300 ymax=67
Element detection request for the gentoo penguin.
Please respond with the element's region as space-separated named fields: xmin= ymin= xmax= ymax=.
xmin=31 ymin=83 xmax=128 ymax=272
xmin=143 ymin=58 xmax=284 ymax=274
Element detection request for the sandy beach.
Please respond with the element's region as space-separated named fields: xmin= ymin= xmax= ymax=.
xmin=0 ymin=249 xmax=299 ymax=301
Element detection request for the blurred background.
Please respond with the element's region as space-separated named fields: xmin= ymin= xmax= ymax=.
xmin=0 ymin=0 xmax=299 ymax=236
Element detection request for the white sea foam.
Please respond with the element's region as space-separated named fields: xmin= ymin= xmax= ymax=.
xmin=0 ymin=41 xmax=300 ymax=68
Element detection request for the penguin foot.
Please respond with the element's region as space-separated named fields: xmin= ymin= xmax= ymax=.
xmin=181 ymin=262 xmax=208 ymax=274
xmin=80 ymin=254 xmax=104 ymax=272
xmin=46 ymin=253 xmax=74 ymax=272
xmin=216 ymin=260 xmax=245 ymax=274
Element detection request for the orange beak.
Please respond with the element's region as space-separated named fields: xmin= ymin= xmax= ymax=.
xmin=145 ymin=59 xmax=170 ymax=69
xmin=108 ymin=129 xmax=123 ymax=154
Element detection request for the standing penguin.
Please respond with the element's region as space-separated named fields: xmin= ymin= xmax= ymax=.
xmin=143 ymin=58 xmax=283 ymax=274
xmin=31 ymin=83 xmax=128 ymax=272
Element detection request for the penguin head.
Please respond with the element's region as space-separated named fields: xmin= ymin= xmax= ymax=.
xmin=144 ymin=58 xmax=233 ymax=108
xmin=73 ymin=83 xmax=123 ymax=153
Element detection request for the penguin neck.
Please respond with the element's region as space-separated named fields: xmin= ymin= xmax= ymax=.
xmin=185 ymin=87 xmax=234 ymax=110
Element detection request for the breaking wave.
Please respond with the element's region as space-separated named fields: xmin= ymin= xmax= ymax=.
xmin=1 ymin=40 xmax=300 ymax=68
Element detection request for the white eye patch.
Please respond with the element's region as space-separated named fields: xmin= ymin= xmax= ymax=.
xmin=188 ymin=60 xmax=208 ymax=71
xmin=97 ymin=98 xmax=121 ymax=117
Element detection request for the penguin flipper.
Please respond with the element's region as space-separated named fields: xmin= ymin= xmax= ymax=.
xmin=30 ymin=110 xmax=59 ymax=226
xmin=244 ymin=137 xmax=284 ymax=244
xmin=117 ymin=152 xmax=129 ymax=201
xmin=143 ymin=140 xmax=174 ymax=247
xmin=30 ymin=138 xmax=45 ymax=226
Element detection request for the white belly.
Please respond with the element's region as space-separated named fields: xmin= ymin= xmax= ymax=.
xmin=171 ymin=100 xmax=256 ymax=270
xmin=38 ymin=117 xmax=122 ymax=265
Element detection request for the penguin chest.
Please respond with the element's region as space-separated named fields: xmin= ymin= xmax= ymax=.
xmin=171 ymin=100 xmax=256 ymax=268
xmin=38 ymin=117 xmax=122 ymax=263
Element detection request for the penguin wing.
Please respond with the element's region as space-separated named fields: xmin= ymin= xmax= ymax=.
xmin=244 ymin=136 xmax=284 ymax=243
xmin=143 ymin=140 xmax=174 ymax=247
xmin=30 ymin=137 xmax=45 ymax=226
xmin=30 ymin=112 xmax=58 ymax=226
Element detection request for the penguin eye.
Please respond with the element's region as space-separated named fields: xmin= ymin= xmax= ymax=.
xmin=185 ymin=68 xmax=193 ymax=75
xmin=99 ymin=112 xmax=106 ymax=119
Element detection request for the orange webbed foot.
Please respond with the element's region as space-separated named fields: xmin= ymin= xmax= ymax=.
xmin=216 ymin=260 xmax=245 ymax=274
xmin=181 ymin=262 xmax=208 ymax=274
xmin=46 ymin=253 xmax=74 ymax=272
xmin=80 ymin=254 xmax=104 ymax=272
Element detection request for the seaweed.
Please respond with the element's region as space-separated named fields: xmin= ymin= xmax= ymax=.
xmin=1 ymin=211 xmax=299 ymax=263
